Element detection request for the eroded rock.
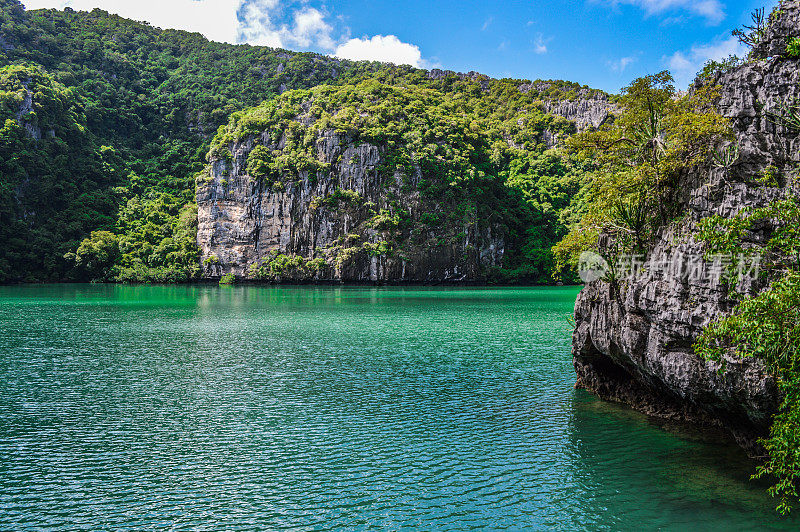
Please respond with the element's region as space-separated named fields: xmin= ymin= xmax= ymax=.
xmin=573 ymin=1 xmax=800 ymax=450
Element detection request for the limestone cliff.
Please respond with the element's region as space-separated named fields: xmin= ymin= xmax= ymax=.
xmin=572 ymin=2 xmax=800 ymax=450
xmin=197 ymin=130 xmax=505 ymax=282
xmin=196 ymin=77 xmax=616 ymax=283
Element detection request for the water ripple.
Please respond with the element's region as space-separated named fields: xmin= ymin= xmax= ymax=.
xmin=0 ymin=285 xmax=796 ymax=530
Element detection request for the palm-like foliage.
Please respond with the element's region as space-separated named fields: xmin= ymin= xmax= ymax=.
xmin=766 ymin=98 xmax=800 ymax=134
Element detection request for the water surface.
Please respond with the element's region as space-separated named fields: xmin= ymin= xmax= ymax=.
xmin=0 ymin=285 xmax=795 ymax=530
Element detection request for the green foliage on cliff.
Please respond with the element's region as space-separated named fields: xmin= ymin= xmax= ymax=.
xmin=248 ymin=251 xmax=326 ymax=282
xmin=0 ymin=63 xmax=119 ymax=282
xmin=696 ymin=194 xmax=800 ymax=513
xmin=787 ymin=37 xmax=800 ymax=58
xmin=65 ymin=192 xmax=200 ymax=282
xmin=219 ymin=273 xmax=236 ymax=285
xmin=210 ymin=76 xmax=583 ymax=282
xmin=552 ymin=72 xmax=732 ymax=276
xmin=696 ymin=272 xmax=800 ymax=515
xmin=0 ymin=0 xmax=602 ymax=283
xmin=0 ymin=0 xmax=380 ymax=282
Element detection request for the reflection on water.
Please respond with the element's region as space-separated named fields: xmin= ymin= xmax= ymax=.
xmin=0 ymin=284 xmax=795 ymax=530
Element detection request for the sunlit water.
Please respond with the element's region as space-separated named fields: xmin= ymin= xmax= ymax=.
xmin=0 ymin=285 xmax=796 ymax=530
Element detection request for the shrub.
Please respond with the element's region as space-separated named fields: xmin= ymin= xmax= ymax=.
xmin=787 ymin=37 xmax=800 ymax=58
xmin=247 ymin=251 xmax=326 ymax=281
xmin=696 ymin=196 xmax=800 ymax=513
xmin=219 ymin=273 xmax=236 ymax=285
xmin=697 ymin=55 xmax=744 ymax=83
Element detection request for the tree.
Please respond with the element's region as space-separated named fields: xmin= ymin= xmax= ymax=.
xmin=553 ymin=72 xmax=732 ymax=275
xmin=68 ymin=230 xmax=120 ymax=281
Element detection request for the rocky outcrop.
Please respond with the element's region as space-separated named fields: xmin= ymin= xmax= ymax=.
xmin=753 ymin=3 xmax=800 ymax=59
xmin=541 ymin=93 xmax=617 ymax=131
xmin=518 ymin=81 xmax=617 ymax=148
xmin=426 ymin=71 xmax=618 ymax=135
xmin=518 ymin=81 xmax=618 ymax=131
xmin=197 ymin=131 xmax=505 ymax=282
xmin=427 ymin=69 xmax=492 ymax=92
xmin=15 ymin=81 xmax=41 ymax=140
xmin=572 ymin=1 xmax=800 ymax=451
xmin=197 ymin=68 xmax=618 ymax=283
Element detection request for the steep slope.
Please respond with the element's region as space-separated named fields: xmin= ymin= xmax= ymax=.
xmin=0 ymin=64 xmax=118 ymax=280
xmin=0 ymin=0 xmax=614 ymax=283
xmin=571 ymin=3 xmax=800 ymax=451
xmin=197 ymin=77 xmax=611 ymax=283
xmin=0 ymin=0 xmax=381 ymax=281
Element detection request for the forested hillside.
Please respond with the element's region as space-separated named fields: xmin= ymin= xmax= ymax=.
xmin=0 ymin=0 xmax=608 ymax=283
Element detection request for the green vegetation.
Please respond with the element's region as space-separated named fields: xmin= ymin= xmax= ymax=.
xmin=0 ymin=63 xmax=119 ymax=282
xmin=788 ymin=37 xmax=800 ymax=58
xmin=0 ymin=0 xmax=381 ymax=282
xmin=695 ymin=195 xmax=800 ymax=514
xmin=698 ymin=55 xmax=745 ymax=83
xmin=3 ymin=0 xmax=800 ymax=516
xmin=552 ymin=71 xmax=731 ymax=276
xmin=213 ymin=77 xmax=585 ymax=282
xmin=0 ymin=0 xmax=599 ymax=283
xmin=247 ymin=251 xmax=326 ymax=282
xmin=552 ymin=63 xmax=800 ymax=512
xmin=766 ymin=98 xmax=800 ymax=134
xmin=732 ymin=8 xmax=767 ymax=49
xmin=219 ymin=273 xmax=236 ymax=285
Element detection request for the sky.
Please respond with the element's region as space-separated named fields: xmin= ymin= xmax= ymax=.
xmin=21 ymin=0 xmax=780 ymax=92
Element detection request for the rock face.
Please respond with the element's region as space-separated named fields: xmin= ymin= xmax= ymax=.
xmin=517 ymin=81 xmax=617 ymax=148
xmin=15 ymin=81 xmax=41 ymax=140
xmin=572 ymin=2 xmax=800 ymax=451
xmin=541 ymin=93 xmax=617 ymax=131
xmin=197 ymin=131 xmax=505 ymax=282
xmin=197 ymin=71 xmax=618 ymax=283
xmin=518 ymin=81 xmax=618 ymax=131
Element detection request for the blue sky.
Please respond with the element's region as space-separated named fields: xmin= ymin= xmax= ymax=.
xmin=23 ymin=0 xmax=779 ymax=92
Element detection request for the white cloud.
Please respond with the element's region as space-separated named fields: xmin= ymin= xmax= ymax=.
xmin=481 ymin=16 xmax=493 ymax=31
xmin=291 ymin=8 xmax=335 ymax=49
xmin=238 ymin=1 xmax=336 ymax=50
xmin=23 ymin=1 xmax=431 ymax=66
xmin=533 ymin=33 xmax=549 ymax=54
xmin=335 ymin=35 xmax=423 ymax=67
xmin=608 ymin=56 xmax=636 ymax=72
xmin=23 ymin=0 xmax=240 ymax=43
xmin=597 ymin=0 xmax=725 ymax=25
xmin=236 ymin=0 xmax=282 ymax=47
xmin=665 ymin=35 xmax=747 ymax=87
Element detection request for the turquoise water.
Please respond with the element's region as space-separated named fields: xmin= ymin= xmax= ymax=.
xmin=0 ymin=284 xmax=795 ymax=530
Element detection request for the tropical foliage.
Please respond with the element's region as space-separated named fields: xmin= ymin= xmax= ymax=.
xmin=696 ymin=195 xmax=800 ymax=514
xmin=552 ymin=71 xmax=732 ymax=276
xmin=0 ymin=0 xmax=381 ymax=281
xmin=0 ymin=0 xmax=599 ymax=283
xmin=212 ymin=77 xmax=585 ymax=282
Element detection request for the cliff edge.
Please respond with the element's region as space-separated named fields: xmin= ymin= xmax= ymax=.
xmin=572 ymin=2 xmax=800 ymax=451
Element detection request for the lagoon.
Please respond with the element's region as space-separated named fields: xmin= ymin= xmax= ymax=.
xmin=0 ymin=285 xmax=794 ymax=530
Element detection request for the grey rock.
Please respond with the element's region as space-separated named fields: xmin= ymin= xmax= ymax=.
xmin=753 ymin=1 xmax=800 ymax=59
xmin=15 ymin=81 xmax=41 ymax=140
xmin=542 ymin=95 xmax=617 ymax=131
xmin=518 ymin=81 xmax=618 ymax=132
xmin=572 ymin=3 xmax=800 ymax=451
xmin=197 ymin=130 xmax=505 ymax=283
